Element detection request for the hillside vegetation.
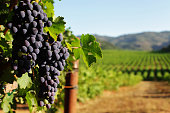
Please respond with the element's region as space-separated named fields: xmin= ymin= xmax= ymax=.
xmin=94 ymin=31 xmax=170 ymax=51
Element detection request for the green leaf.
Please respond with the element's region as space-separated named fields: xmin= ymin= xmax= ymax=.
xmin=71 ymin=37 xmax=81 ymax=47
xmin=80 ymin=34 xmax=102 ymax=66
xmin=81 ymin=34 xmax=102 ymax=58
xmin=44 ymin=27 xmax=57 ymax=40
xmin=17 ymin=73 xmax=32 ymax=89
xmin=43 ymin=1 xmax=54 ymax=18
xmin=65 ymin=41 xmax=72 ymax=52
xmin=0 ymin=36 xmax=12 ymax=57
xmin=73 ymin=48 xmax=82 ymax=60
xmin=1 ymin=93 xmax=14 ymax=113
xmin=25 ymin=90 xmax=38 ymax=113
xmin=50 ymin=16 xmax=66 ymax=34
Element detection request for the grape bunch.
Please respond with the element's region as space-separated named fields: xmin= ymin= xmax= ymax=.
xmin=37 ymin=33 xmax=69 ymax=108
xmin=6 ymin=0 xmax=70 ymax=109
xmin=6 ymin=0 xmax=52 ymax=77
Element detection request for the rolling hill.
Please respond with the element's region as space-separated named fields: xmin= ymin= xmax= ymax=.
xmin=93 ymin=31 xmax=170 ymax=51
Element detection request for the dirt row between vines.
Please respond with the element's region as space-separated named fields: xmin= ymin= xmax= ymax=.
xmin=1 ymin=81 xmax=170 ymax=113
xmin=77 ymin=81 xmax=170 ymax=113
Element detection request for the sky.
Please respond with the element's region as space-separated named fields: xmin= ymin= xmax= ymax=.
xmin=54 ymin=0 xmax=170 ymax=37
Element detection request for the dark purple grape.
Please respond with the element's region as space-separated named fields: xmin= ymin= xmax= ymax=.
xmin=47 ymin=50 xmax=52 ymax=57
xmin=22 ymin=29 xmax=27 ymax=34
xmin=50 ymin=96 xmax=55 ymax=101
xmin=30 ymin=37 xmax=36 ymax=43
xmin=7 ymin=22 xmax=13 ymax=29
xmin=47 ymin=21 xmax=52 ymax=27
xmin=48 ymin=92 xmax=51 ymax=97
xmin=32 ymin=52 xmax=37 ymax=60
xmin=38 ymin=13 xmax=44 ymax=20
xmin=20 ymin=11 xmax=25 ymax=18
xmin=32 ymin=10 xmax=38 ymax=17
xmin=64 ymin=52 xmax=69 ymax=59
xmin=46 ymin=104 xmax=51 ymax=109
xmin=43 ymin=16 xmax=48 ymax=22
xmin=28 ymin=15 xmax=34 ymax=23
xmin=27 ymin=3 xmax=33 ymax=10
xmin=51 ymin=92 xmax=55 ymax=96
xmin=50 ymin=80 xmax=54 ymax=85
xmin=54 ymin=62 xmax=58 ymax=68
xmin=21 ymin=46 xmax=27 ymax=53
xmin=49 ymin=101 xmax=54 ymax=104
xmin=54 ymin=53 xmax=60 ymax=60
xmin=32 ymin=28 xmax=38 ymax=35
xmin=32 ymin=21 xmax=37 ymax=27
xmin=25 ymin=40 xmax=30 ymax=47
xmin=47 ymin=76 xmax=51 ymax=80
xmin=45 ymin=80 xmax=48 ymax=86
xmin=45 ymin=65 xmax=50 ymax=72
xmin=51 ymin=87 xmax=54 ymax=92
xmin=50 ymin=66 xmax=54 ymax=71
xmin=57 ymin=33 xmax=63 ymax=41
xmin=12 ymin=27 xmax=18 ymax=33
xmin=41 ymin=77 xmax=45 ymax=83
xmin=13 ymin=5 xmax=18 ymax=11
xmin=54 ymin=88 xmax=57 ymax=92
xmin=26 ymin=10 xmax=31 ymax=16
xmin=25 ymin=23 xmax=29 ymax=29
xmin=39 ymin=101 xmax=44 ymax=107
xmin=53 ymin=82 xmax=57 ymax=88
xmin=34 ymin=49 xmax=40 ymax=54
xmin=37 ymin=34 xmax=43 ymax=41
xmin=13 ymin=65 xmax=18 ymax=70
xmin=46 ymin=72 xmax=50 ymax=76
xmin=54 ymin=68 xmax=60 ymax=75
xmin=48 ymin=85 xmax=51 ymax=90
xmin=28 ymin=46 xmax=33 ymax=52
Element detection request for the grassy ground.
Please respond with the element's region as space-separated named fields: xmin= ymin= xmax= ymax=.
xmin=77 ymin=81 xmax=170 ymax=113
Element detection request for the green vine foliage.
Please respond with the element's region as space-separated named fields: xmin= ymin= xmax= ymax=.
xmin=0 ymin=0 xmax=102 ymax=112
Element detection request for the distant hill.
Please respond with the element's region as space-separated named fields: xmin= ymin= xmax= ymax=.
xmin=93 ymin=31 xmax=170 ymax=51
xmin=96 ymin=38 xmax=116 ymax=49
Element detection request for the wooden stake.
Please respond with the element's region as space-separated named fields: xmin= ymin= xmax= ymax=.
xmin=64 ymin=60 xmax=79 ymax=113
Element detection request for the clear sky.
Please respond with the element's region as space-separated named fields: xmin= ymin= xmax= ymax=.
xmin=54 ymin=0 xmax=170 ymax=37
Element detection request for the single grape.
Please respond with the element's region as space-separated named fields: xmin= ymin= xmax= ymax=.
xmin=7 ymin=22 xmax=13 ymax=29
xmin=20 ymin=11 xmax=25 ymax=18
xmin=39 ymin=101 xmax=44 ymax=107
xmin=21 ymin=46 xmax=27 ymax=53
xmin=57 ymin=33 xmax=63 ymax=41
xmin=41 ymin=77 xmax=45 ymax=83
xmin=46 ymin=104 xmax=51 ymax=109
xmin=32 ymin=10 xmax=38 ymax=17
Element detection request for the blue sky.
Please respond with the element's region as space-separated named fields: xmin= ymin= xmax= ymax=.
xmin=54 ymin=0 xmax=170 ymax=37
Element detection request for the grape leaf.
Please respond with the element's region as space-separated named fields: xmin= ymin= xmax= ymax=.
xmin=43 ymin=1 xmax=54 ymax=18
xmin=25 ymin=90 xmax=38 ymax=113
xmin=44 ymin=27 xmax=57 ymax=40
xmin=1 ymin=93 xmax=14 ymax=113
xmin=71 ymin=37 xmax=81 ymax=47
xmin=80 ymin=34 xmax=102 ymax=66
xmin=65 ymin=41 xmax=72 ymax=52
xmin=73 ymin=48 xmax=82 ymax=60
xmin=17 ymin=73 xmax=32 ymax=89
xmin=49 ymin=16 xmax=66 ymax=35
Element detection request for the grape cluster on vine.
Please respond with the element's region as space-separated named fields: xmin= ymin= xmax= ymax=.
xmin=6 ymin=0 xmax=69 ymax=109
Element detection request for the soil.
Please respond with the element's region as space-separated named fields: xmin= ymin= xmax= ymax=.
xmin=1 ymin=81 xmax=170 ymax=113
xmin=77 ymin=81 xmax=170 ymax=113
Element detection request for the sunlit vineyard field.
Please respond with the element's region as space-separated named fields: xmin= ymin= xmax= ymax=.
xmin=76 ymin=50 xmax=170 ymax=101
xmin=93 ymin=50 xmax=170 ymax=80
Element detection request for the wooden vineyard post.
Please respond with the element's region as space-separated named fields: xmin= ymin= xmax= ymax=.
xmin=64 ymin=60 xmax=79 ymax=113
